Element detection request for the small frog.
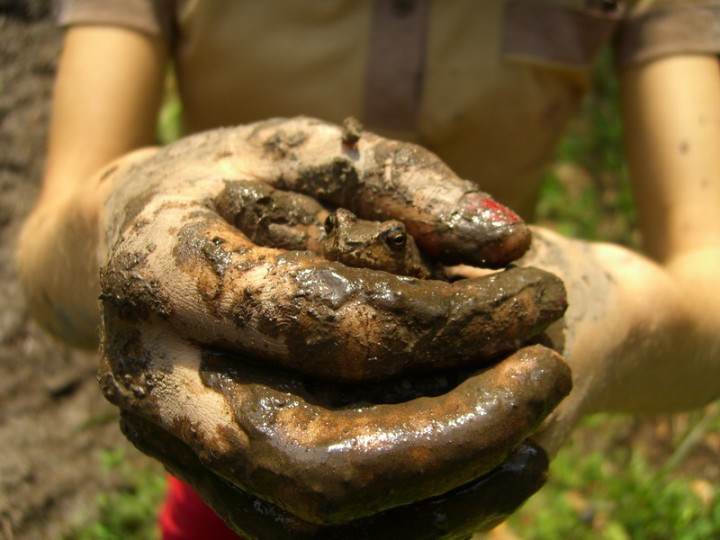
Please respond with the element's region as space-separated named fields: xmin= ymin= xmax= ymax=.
xmin=319 ymin=208 xmax=437 ymax=279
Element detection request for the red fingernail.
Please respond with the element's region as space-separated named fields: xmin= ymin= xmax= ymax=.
xmin=463 ymin=193 xmax=521 ymax=225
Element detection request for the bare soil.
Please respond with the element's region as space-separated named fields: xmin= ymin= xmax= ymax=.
xmin=0 ymin=4 xmax=158 ymax=539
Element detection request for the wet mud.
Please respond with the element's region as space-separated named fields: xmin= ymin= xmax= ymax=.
xmin=191 ymin=345 xmax=571 ymax=523
xmin=158 ymin=209 xmax=567 ymax=381
xmin=96 ymin=117 xmax=572 ymax=537
xmin=121 ymin=410 xmax=549 ymax=540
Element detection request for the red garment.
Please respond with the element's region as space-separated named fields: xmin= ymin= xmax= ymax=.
xmin=159 ymin=475 xmax=242 ymax=540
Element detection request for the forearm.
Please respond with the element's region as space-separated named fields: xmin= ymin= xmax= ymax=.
xmin=522 ymin=228 xmax=720 ymax=418
xmin=18 ymin=160 xmax=146 ymax=347
xmin=620 ymin=55 xmax=720 ymax=264
xmin=17 ymin=148 xmax=158 ymax=347
xmin=600 ymin=53 xmax=720 ymax=411
xmin=17 ymin=184 xmax=104 ymax=347
xmin=585 ymin=245 xmax=720 ymax=413
xmin=17 ymin=25 xmax=167 ymax=346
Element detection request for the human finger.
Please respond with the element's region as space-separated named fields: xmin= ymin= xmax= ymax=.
xmin=106 ymin=117 xmax=530 ymax=268
xmin=197 ymin=344 xmax=571 ymax=523
xmin=101 ymin=199 xmax=566 ymax=381
xmin=255 ymin=118 xmax=532 ymax=267
xmin=99 ymin=329 xmax=570 ymax=524
xmin=120 ymin=410 xmax=548 ymax=540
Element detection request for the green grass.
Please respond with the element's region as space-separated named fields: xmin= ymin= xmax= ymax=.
xmin=157 ymin=73 xmax=182 ymax=146
xmin=63 ymin=448 xmax=166 ymax=540
xmin=511 ymin=451 xmax=720 ymax=540
xmin=510 ymin=409 xmax=720 ymax=539
xmin=535 ymin=51 xmax=638 ymax=248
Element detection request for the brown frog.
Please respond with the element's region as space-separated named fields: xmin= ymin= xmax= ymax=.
xmin=215 ymin=180 xmax=441 ymax=278
xmin=318 ymin=208 xmax=436 ymax=279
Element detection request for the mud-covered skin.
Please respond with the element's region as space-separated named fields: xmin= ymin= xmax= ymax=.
xmin=104 ymin=116 xmax=529 ymax=267
xmin=283 ymin=138 xmax=530 ymax=268
xmin=121 ymin=411 xmax=549 ymax=540
xmin=101 ymin=345 xmax=569 ymax=528
xmin=196 ymin=345 xmax=570 ymax=523
xmin=214 ymin=179 xmax=327 ymax=252
xmin=97 ymin=117 xmax=570 ymax=534
xmin=102 ymin=208 xmax=564 ymax=382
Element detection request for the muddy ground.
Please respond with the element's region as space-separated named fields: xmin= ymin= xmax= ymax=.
xmin=0 ymin=4 xmax=159 ymax=539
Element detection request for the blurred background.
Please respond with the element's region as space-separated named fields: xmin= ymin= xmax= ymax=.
xmin=1 ymin=3 xmax=718 ymax=539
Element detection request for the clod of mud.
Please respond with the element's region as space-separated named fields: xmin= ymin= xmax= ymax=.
xmin=341 ymin=116 xmax=363 ymax=146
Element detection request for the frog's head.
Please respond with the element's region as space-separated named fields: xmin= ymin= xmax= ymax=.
xmin=321 ymin=209 xmax=430 ymax=278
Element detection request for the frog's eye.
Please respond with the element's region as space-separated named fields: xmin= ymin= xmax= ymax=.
xmin=384 ymin=226 xmax=407 ymax=251
xmin=324 ymin=213 xmax=338 ymax=234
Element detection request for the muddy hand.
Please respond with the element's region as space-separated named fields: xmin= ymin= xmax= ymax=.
xmin=104 ymin=341 xmax=569 ymax=532
xmin=96 ymin=118 xmax=569 ymax=532
xmin=122 ymin=409 xmax=549 ymax=539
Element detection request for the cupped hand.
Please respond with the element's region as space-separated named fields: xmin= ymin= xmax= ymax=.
xmin=96 ymin=117 xmax=571 ymax=536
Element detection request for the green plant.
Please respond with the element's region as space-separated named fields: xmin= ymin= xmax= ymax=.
xmin=63 ymin=448 xmax=166 ymax=540
xmin=510 ymin=434 xmax=720 ymax=539
xmin=536 ymin=49 xmax=638 ymax=248
xmin=157 ymin=69 xmax=183 ymax=145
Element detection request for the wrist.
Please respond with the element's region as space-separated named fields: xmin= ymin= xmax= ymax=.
xmin=17 ymin=180 xmax=105 ymax=348
xmin=580 ymin=243 xmax=720 ymax=414
xmin=519 ymin=229 xmax=720 ymax=422
xmin=664 ymin=246 xmax=720 ymax=327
